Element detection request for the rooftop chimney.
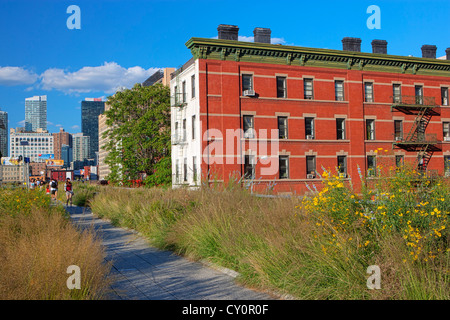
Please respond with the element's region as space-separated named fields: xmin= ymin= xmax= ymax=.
xmin=253 ymin=27 xmax=271 ymax=44
xmin=342 ymin=37 xmax=362 ymax=52
xmin=217 ymin=24 xmax=239 ymax=41
xmin=371 ymin=39 xmax=387 ymax=54
xmin=446 ymin=48 xmax=450 ymax=60
xmin=421 ymin=45 xmax=437 ymax=59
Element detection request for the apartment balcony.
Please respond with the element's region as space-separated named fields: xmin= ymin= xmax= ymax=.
xmin=391 ymin=95 xmax=439 ymax=115
xmin=393 ymin=133 xmax=440 ymax=151
xmin=171 ymin=133 xmax=187 ymax=145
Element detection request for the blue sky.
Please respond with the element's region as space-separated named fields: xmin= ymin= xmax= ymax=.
xmin=0 ymin=0 xmax=449 ymax=144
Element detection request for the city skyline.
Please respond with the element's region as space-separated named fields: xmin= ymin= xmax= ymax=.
xmin=0 ymin=1 xmax=449 ymax=138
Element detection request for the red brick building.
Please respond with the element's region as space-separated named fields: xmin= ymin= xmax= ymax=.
xmin=171 ymin=25 xmax=450 ymax=194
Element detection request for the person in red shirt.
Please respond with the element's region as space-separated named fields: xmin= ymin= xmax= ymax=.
xmin=64 ymin=178 xmax=74 ymax=206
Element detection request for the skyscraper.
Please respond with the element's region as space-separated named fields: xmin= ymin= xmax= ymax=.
xmin=61 ymin=144 xmax=73 ymax=168
xmin=25 ymin=95 xmax=47 ymax=132
xmin=72 ymin=133 xmax=90 ymax=162
xmin=52 ymin=127 xmax=72 ymax=160
xmin=81 ymin=98 xmax=105 ymax=162
xmin=0 ymin=110 xmax=8 ymax=157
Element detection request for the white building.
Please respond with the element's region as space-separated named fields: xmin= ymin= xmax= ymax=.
xmin=9 ymin=128 xmax=53 ymax=163
xmin=72 ymin=132 xmax=90 ymax=162
xmin=170 ymin=58 xmax=201 ymax=188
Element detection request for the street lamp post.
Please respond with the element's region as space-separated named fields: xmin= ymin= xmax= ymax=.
xmin=20 ymin=140 xmax=29 ymax=190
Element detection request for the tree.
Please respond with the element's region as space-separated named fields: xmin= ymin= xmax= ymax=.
xmin=103 ymin=83 xmax=171 ymax=186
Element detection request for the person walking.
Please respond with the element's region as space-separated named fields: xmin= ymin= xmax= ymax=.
xmin=64 ymin=178 xmax=74 ymax=206
xmin=50 ymin=178 xmax=58 ymax=201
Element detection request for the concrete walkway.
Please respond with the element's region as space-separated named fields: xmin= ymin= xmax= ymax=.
xmin=66 ymin=205 xmax=274 ymax=300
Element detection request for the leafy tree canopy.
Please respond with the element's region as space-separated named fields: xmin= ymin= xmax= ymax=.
xmin=103 ymin=83 xmax=171 ymax=186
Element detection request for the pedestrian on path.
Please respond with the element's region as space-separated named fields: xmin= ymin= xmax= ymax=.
xmin=50 ymin=178 xmax=58 ymax=201
xmin=64 ymin=177 xmax=74 ymax=206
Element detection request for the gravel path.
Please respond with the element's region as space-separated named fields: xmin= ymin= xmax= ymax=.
xmin=66 ymin=205 xmax=274 ymax=300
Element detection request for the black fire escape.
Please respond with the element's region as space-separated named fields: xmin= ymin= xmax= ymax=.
xmin=391 ymin=95 xmax=441 ymax=172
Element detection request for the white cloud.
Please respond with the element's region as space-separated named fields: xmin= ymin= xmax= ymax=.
xmin=40 ymin=62 xmax=160 ymax=94
xmin=0 ymin=66 xmax=38 ymax=86
xmin=71 ymin=125 xmax=80 ymax=130
xmin=17 ymin=120 xmax=25 ymax=126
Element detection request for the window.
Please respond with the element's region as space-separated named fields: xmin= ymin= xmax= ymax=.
xmin=276 ymin=76 xmax=287 ymax=98
xmin=443 ymin=122 xmax=450 ymax=139
xmin=182 ymin=119 xmax=186 ymax=141
xmin=243 ymin=115 xmax=254 ymax=138
xmin=445 ymin=156 xmax=450 ymax=176
xmin=182 ymin=81 xmax=186 ymax=103
xmin=367 ymin=155 xmax=376 ymax=176
xmin=192 ymin=115 xmax=196 ymax=140
xmin=191 ymin=75 xmax=196 ymax=98
xmin=242 ymin=74 xmax=253 ymax=93
xmin=304 ymin=78 xmax=314 ymax=99
xmin=415 ymin=85 xmax=423 ymax=104
xmin=336 ymin=118 xmax=345 ymax=140
xmin=244 ymin=155 xmax=255 ymax=179
xmin=279 ymin=156 xmax=289 ymax=179
xmin=393 ymin=84 xmax=401 ymax=103
xmin=278 ymin=116 xmax=288 ymax=139
xmin=174 ymin=85 xmax=178 ymax=104
xmin=305 ymin=117 xmax=315 ymax=139
xmin=306 ymin=156 xmax=316 ymax=178
xmin=337 ymin=156 xmax=347 ymax=177
xmin=442 ymin=87 xmax=449 ymax=106
xmin=366 ymin=119 xmax=375 ymax=140
xmin=193 ymin=156 xmax=198 ymax=183
xmin=395 ymin=155 xmax=404 ymax=168
xmin=335 ymin=80 xmax=344 ymax=101
xmin=175 ymin=159 xmax=180 ymax=182
xmin=364 ymin=82 xmax=374 ymax=102
xmin=394 ymin=120 xmax=403 ymax=140
xmin=183 ymin=158 xmax=187 ymax=182
xmin=174 ymin=122 xmax=179 ymax=140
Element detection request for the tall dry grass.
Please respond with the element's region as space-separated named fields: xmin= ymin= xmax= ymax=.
xmin=89 ymin=174 xmax=449 ymax=299
xmin=0 ymin=189 xmax=111 ymax=300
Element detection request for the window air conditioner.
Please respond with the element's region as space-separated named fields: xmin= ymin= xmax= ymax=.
xmin=339 ymin=173 xmax=347 ymax=178
xmin=306 ymin=135 xmax=314 ymax=140
xmin=243 ymin=90 xmax=256 ymax=97
xmin=444 ymin=136 xmax=450 ymax=141
xmin=395 ymin=136 xmax=403 ymax=141
xmin=307 ymin=174 xmax=315 ymax=179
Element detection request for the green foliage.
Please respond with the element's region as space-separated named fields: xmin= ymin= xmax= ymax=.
xmin=144 ymin=156 xmax=172 ymax=187
xmin=103 ymin=83 xmax=171 ymax=186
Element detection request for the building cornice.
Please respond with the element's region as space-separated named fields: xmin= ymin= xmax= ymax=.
xmin=185 ymin=38 xmax=450 ymax=77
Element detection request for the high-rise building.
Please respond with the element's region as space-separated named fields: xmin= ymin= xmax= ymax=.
xmin=9 ymin=128 xmax=53 ymax=163
xmin=52 ymin=128 xmax=72 ymax=161
xmin=81 ymin=98 xmax=105 ymax=162
xmin=72 ymin=133 xmax=90 ymax=162
xmin=25 ymin=95 xmax=47 ymax=132
xmin=98 ymin=103 xmax=111 ymax=181
xmin=0 ymin=110 xmax=8 ymax=157
xmin=61 ymin=144 xmax=73 ymax=168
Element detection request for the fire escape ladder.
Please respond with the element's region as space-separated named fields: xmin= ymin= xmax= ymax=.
xmin=391 ymin=95 xmax=440 ymax=172
xmin=416 ymin=144 xmax=434 ymax=171
xmin=405 ymin=108 xmax=432 ymax=142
